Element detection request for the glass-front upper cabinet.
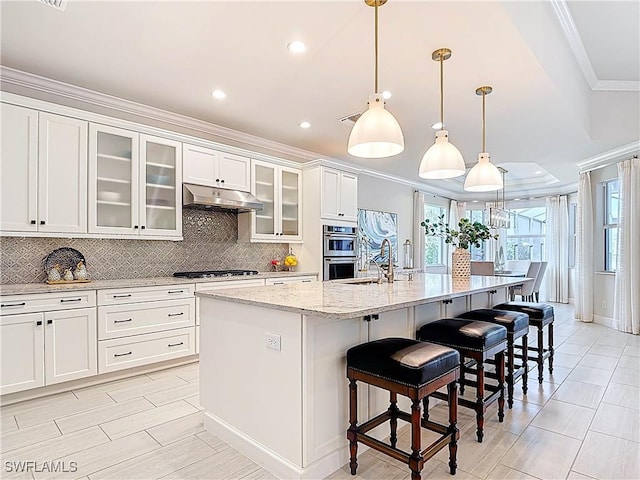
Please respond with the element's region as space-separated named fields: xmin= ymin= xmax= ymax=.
xmin=140 ymin=135 xmax=182 ymax=237
xmin=89 ymin=124 xmax=138 ymax=234
xmin=89 ymin=125 xmax=182 ymax=239
xmin=244 ymin=160 xmax=301 ymax=242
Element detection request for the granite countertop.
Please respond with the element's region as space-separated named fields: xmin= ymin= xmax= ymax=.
xmin=0 ymin=271 xmax=319 ymax=296
xmin=196 ymin=273 xmax=530 ymax=320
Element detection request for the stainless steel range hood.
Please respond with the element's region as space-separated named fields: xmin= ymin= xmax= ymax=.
xmin=182 ymin=183 xmax=263 ymax=213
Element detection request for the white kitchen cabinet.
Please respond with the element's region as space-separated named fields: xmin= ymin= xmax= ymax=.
xmin=0 ymin=313 xmax=45 ymax=395
xmin=321 ymin=167 xmax=358 ymax=222
xmin=88 ymin=125 xmax=182 ymax=238
xmin=0 ymin=104 xmax=88 ymax=234
xmin=182 ymin=143 xmax=250 ymax=192
xmin=44 ymin=307 xmax=97 ymax=385
xmin=238 ymin=160 xmax=302 ymax=242
xmin=265 ymin=276 xmax=316 ymax=285
xmin=0 ymin=305 xmax=97 ymax=394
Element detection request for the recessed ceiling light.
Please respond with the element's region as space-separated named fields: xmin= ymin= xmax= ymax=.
xmin=534 ymin=170 xmax=542 ymax=175
xmin=514 ymin=198 xmax=520 ymax=201
xmin=431 ymin=122 xmax=445 ymax=130
xmin=472 ymin=200 xmax=479 ymax=203
xmin=211 ymin=89 xmax=226 ymax=100
xmin=287 ymin=41 xmax=308 ymax=53
xmin=299 ymin=121 xmax=311 ymax=129
xmin=382 ymin=90 xmax=392 ymax=99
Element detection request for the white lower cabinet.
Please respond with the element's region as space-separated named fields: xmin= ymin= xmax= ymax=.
xmin=98 ymin=327 xmax=194 ymax=373
xmin=0 ymin=307 xmax=97 ymax=394
xmin=265 ymin=276 xmax=316 ymax=286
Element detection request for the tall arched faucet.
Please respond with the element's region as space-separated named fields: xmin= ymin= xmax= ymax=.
xmin=380 ymin=238 xmax=394 ymax=283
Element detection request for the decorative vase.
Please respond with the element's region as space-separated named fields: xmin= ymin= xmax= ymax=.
xmin=451 ymin=248 xmax=471 ymax=278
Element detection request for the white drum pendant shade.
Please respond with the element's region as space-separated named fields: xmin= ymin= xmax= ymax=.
xmin=463 ymin=152 xmax=503 ymax=192
xmin=348 ymin=94 xmax=404 ymax=158
xmin=418 ymin=130 xmax=465 ymax=179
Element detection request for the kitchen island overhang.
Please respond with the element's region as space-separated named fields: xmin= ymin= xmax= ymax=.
xmin=196 ymin=274 xmax=529 ymax=479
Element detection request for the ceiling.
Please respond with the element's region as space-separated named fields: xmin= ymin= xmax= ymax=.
xmin=1 ymin=0 xmax=638 ymax=200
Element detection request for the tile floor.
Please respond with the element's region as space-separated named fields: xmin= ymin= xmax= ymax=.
xmin=1 ymin=303 xmax=639 ymax=479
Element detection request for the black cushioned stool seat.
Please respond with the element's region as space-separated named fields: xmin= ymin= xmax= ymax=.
xmin=457 ymin=309 xmax=530 ymax=408
xmin=417 ymin=319 xmax=507 ymax=442
xmin=347 ymin=338 xmax=460 ymax=480
xmin=494 ymin=302 xmax=555 ymax=384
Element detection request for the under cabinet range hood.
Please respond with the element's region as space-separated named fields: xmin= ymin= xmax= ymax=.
xmin=182 ymin=183 xmax=263 ymax=212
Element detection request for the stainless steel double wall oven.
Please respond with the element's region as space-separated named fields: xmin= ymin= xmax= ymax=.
xmin=323 ymin=225 xmax=357 ymax=281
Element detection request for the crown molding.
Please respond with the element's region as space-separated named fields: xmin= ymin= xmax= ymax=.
xmin=550 ymin=0 xmax=639 ymax=93
xmin=577 ymin=141 xmax=640 ymax=172
xmin=0 ymin=65 xmax=326 ymax=163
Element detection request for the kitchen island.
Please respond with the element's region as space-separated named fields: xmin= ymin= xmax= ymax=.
xmin=197 ymin=274 xmax=528 ymax=479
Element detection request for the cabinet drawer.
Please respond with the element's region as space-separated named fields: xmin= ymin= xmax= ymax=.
xmin=1 ymin=290 xmax=96 ymax=316
xmin=98 ymin=327 xmax=195 ymax=373
xmin=194 ymin=279 xmax=265 ymax=292
xmin=98 ymin=284 xmax=194 ymax=305
xmin=98 ymin=299 xmax=195 ymax=340
xmin=265 ymin=276 xmax=316 ymax=285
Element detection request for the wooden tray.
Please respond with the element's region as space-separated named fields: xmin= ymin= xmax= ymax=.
xmin=45 ymin=279 xmax=91 ymax=285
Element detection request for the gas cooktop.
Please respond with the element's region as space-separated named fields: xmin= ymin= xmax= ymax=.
xmin=173 ymin=270 xmax=259 ymax=279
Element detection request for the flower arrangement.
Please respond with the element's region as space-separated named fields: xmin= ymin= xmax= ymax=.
xmin=421 ymin=215 xmax=498 ymax=250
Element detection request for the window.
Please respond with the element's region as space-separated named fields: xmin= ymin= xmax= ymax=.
xmin=465 ymin=209 xmax=488 ymax=260
xmin=505 ymin=207 xmax=546 ymax=261
xmin=424 ymin=204 xmax=446 ymax=266
xmin=568 ymin=203 xmax=577 ymax=268
xmin=604 ymin=179 xmax=619 ymax=271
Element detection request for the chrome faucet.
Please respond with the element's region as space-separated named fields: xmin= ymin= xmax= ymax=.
xmin=380 ymin=239 xmax=394 ymax=283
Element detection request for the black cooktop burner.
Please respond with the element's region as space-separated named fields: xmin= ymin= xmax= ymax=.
xmin=173 ymin=270 xmax=259 ymax=279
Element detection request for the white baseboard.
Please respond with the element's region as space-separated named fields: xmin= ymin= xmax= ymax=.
xmin=203 ymin=411 xmax=349 ymax=480
xmin=593 ymin=315 xmax=616 ymax=330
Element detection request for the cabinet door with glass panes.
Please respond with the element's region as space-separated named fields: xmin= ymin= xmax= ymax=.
xmin=278 ymin=165 xmax=301 ymax=241
xmin=139 ymin=135 xmax=182 ymax=237
xmin=88 ymin=124 xmax=139 ymax=235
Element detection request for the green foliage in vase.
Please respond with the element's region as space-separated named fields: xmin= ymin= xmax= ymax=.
xmin=421 ymin=214 xmax=498 ymax=250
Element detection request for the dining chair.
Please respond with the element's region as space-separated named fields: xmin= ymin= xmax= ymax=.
xmin=510 ymin=262 xmax=541 ymax=301
xmin=470 ymin=261 xmax=495 ymax=276
xmin=532 ymin=261 xmax=548 ymax=302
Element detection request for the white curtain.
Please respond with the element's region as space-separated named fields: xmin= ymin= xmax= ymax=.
xmin=545 ymin=195 xmax=569 ymax=303
xmin=447 ymin=200 xmax=462 ymax=273
xmin=413 ymin=191 xmax=425 ymax=272
xmin=576 ymin=172 xmax=594 ymax=322
xmin=613 ymin=157 xmax=640 ymax=334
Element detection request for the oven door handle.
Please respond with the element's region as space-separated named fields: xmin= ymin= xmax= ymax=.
xmin=324 ymin=234 xmax=357 ymax=239
xmin=325 ymin=258 xmax=357 ymax=264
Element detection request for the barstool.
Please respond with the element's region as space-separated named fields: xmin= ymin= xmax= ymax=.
xmin=456 ymin=309 xmax=529 ymax=408
xmin=347 ymin=338 xmax=460 ymax=480
xmin=417 ymin=319 xmax=507 ymax=443
xmin=493 ymin=302 xmax=554 ymax=384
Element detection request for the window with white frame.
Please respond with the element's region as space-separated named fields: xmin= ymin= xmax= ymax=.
xmin=465 ymin=209 xmax=488 ymax=260
xmin=424 ymin=204 xmax=446 ymax=266
xmin=604 ymin=179 xmax=619 ymax=272
xmin=505 ymin=207 xmax=546 ymax=261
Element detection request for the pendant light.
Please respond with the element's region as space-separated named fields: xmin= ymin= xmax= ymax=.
xmin=348 ymin=0 xmax=404 ymax=159
xmin=418 ymin=48 xmax=465 ymax=179
xmin=464 ymin=86 xmax=503 ymax=192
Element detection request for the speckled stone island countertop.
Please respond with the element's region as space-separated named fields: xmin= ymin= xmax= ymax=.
xmin=195 ymin=273 xmax=530 ymax=320
xmin=0 ymin=271 xmax=319 ymax=296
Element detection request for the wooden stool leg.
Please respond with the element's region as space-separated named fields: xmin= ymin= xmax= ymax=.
xmin=497 ymin=351 xmax=505 ymax=422
xmin=422 ymin=396 xmax=429 ymax=423
xmin=521 ymin=334 xmax=528 ymax=394
xmin=548 ymin=322 xmax=554 ymax=374
xmin=347 ymin=379 xmax=358 ymax=475
xmin=506 ymin=334 xmax=515 ymax=409
xmin=475 ymin=360 xmax=485 ymax=443
xmin=459 ymin=363 xmax=466 ymax=395
xmin=389 ymin=391 xmax=399 ymax=449
xmin=536 ymin=326 xmax=544 ymax=383
xmin=409 ymin=399 xmax=424 ymax=480
xmin=447 ymin=381 xmax=458 ymax=475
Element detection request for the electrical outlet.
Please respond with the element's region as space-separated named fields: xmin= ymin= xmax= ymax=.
xmin=601 ymin=300 xmax=607 ymax=309
xmin=266 ymin=333 xmax=281 ymax=351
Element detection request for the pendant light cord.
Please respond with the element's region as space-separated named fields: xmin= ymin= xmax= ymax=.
xmin=481 ymin=90 xmax=486 ymax=152
xmin=374 ymin=1 xmax=379 ymax=93
xmin=439 ymin=54 xmax=444 ymax=130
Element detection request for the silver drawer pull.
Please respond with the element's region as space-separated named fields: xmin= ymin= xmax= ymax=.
xmin=272 ymin=282 xmax=284 ymax=285
xmin=167 ymin=312 xmax=184 ymax=317
xmin=168 ymin=342 xmax=184 ymax=347
xmin=113 ymin=294 xmax=132 ymax=299
xmin=302 ymin=280 xmax=312 ymax=282
xmin=1 ymin=302 xmax=26 ymax=307
xmin=114 ymin=318 xmax=133 ymax=324
xmin=114 ymin=351 xmax=132 ymax=357
xmin=60 ymin=298 xmax=82 ymax=303
xmin=168 ymin=290 xmax=184 ymax=294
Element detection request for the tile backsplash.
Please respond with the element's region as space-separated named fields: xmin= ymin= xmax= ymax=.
xmin=0 ymin=210 xmax=289 ymax=284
